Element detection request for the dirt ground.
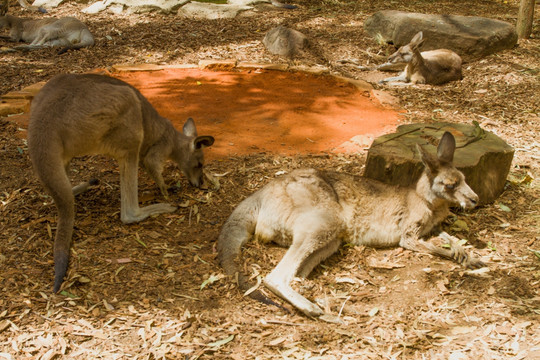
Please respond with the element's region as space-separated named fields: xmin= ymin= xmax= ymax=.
xmin=111 ymin=68 xmax=399 ymax=159
xmin=1 ymin=0 xmax=539 ymax=359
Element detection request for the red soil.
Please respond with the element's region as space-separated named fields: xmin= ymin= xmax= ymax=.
xmin=113 ymin=68 xmax=400 ymax=160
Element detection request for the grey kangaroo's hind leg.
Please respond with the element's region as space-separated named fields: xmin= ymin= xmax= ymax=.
xmin=118 ymin=152 xmax=176 ymax=224
xmin=264 ymin=212 xmax=342 ymax=317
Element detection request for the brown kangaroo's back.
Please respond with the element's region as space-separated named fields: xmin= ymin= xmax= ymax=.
xmin=28 ymin=73 xmax=214 ymax=292
xmin=380 ymin=31 xmax=462 ymax=85
xmin=217 ymin=132 xmax=484 ymax=318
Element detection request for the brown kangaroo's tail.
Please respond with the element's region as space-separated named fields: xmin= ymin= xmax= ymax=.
xmin=28 ymin=141 xmax=75 ymax=293
xmin=217 ymin=195 xmax=288 ymax=312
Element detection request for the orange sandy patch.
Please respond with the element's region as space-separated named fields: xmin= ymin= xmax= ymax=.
xmin=113 ymin=68 xmax=400 ymax=160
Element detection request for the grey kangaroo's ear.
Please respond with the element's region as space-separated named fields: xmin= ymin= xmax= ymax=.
xmin=437 ymin=131 xmax=456 ymax=164
xmin=417 ymin=143 xmax=439 ymax=175
xmin=193 ymin=135 xmax=214 ymax=150
xmin=183 ymin=118 xmax=197 ymax=137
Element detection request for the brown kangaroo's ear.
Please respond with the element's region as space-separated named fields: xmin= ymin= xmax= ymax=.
xmin=409 ymin=31 xmax=425 ymax=50
xmin=193 ymin=135 xmax=214 ymax=150
xmin=417 ymin=143 xmax=439 ymax=175
xmin=183 ymin=117 xmax=197 ymax=137
xmin=437 ymin=131 xmax=456 ymax=164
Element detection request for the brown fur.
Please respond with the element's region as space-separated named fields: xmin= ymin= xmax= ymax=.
xmin=28 ymin=73 xmax=214 ymax=292
xmin=380 ymin=31 xmax=463 ymax=85
xmin=217 ymin=132 xmax=484 ymax=318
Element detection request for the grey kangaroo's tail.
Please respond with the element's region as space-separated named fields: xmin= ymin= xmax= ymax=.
xmin=271 ymin=0 xmax=296 ymax=9
xmin=217 ymin=196 xmax=288 ymax=312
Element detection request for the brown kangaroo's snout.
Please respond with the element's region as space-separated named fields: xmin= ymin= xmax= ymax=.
xmin=456 ymin=182 xmax=479 ymax=209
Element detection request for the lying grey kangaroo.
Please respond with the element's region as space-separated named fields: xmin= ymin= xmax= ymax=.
xmin=380 ymin=31 xmax=462 ymax=85
xmin=28 ymin=73 xmax=214 ymax=293
xmin=218 ymin=132 xmax=484 ymax=317
xmin=0 ymin=0 xmax=94 ymax=54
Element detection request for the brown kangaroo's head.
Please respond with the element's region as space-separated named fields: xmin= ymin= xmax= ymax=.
xmin=388 ymin=31 xmax=425 ymax=64
xmin=417 ymin=131 xmax=478 ymax=209
xmin=175 ymin=118 xmax=215 ymax=188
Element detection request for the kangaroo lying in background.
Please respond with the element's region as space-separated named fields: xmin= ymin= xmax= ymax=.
xmin=0 ymin=0 xmax=94 ymax=54
xmin=28 ymin=74 xmax=214 ymax=293
xmin=218 ymin=132 xmax=484 ymax=318
xmin=380 ymin=31 xmax=462 ymax=85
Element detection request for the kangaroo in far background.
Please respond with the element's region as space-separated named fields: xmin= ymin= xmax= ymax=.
xmin=218 ymin=132 xmax=484 ymax=318
xmin=380 ymin=31 xmax=462 ymax=85
xmin=0 ymin=0 xmax=94 ymax=54
xmin=28 ymin=73 xmax=214 ymax=293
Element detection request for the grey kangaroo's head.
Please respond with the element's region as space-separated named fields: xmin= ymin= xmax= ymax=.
xmin=175 ymin=118 xmax=214 ymax=188
xmin=388 ymin=31 xmax=425 ymax=64
xmin=417 ymin=131 xmax=478 ymax=209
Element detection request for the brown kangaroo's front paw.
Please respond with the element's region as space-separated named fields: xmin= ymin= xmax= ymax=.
xmin=465 ymin=257 xmax=486 ymax=269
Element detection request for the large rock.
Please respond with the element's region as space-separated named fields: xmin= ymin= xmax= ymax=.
xmin=364 ymin=122 xmax=514 ymax=205
xmin=32 ymin=0 xmax=64 ymax=8
xmin=178 ymin=2 xmax=252 ymax=19
xmin=263 ymin=26 xmax=307 ymax=58
xmin=364 ymin=10 xmax=517 ymax=61
xmin=83 ymin=0 xmax=189 ymax=14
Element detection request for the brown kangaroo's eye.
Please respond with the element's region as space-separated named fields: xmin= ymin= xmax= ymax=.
xmin=445 ymin=184 xmax=455 ymax=190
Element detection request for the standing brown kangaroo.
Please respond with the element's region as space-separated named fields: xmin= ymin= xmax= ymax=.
xmin=28 ymin=73 xmax=214 ymax=293
xmin=217 ymin=132 xmax=485 ymax=318
xmin=380 ymin=31 xmax=462 ymax=85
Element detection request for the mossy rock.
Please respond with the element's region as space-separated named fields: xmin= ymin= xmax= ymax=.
xmin=364 ymin=122 xmax=514 ymax=205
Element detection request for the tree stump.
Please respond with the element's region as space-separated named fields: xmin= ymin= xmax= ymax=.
xmin=364 ymin=123 xmax=514 ymax=205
